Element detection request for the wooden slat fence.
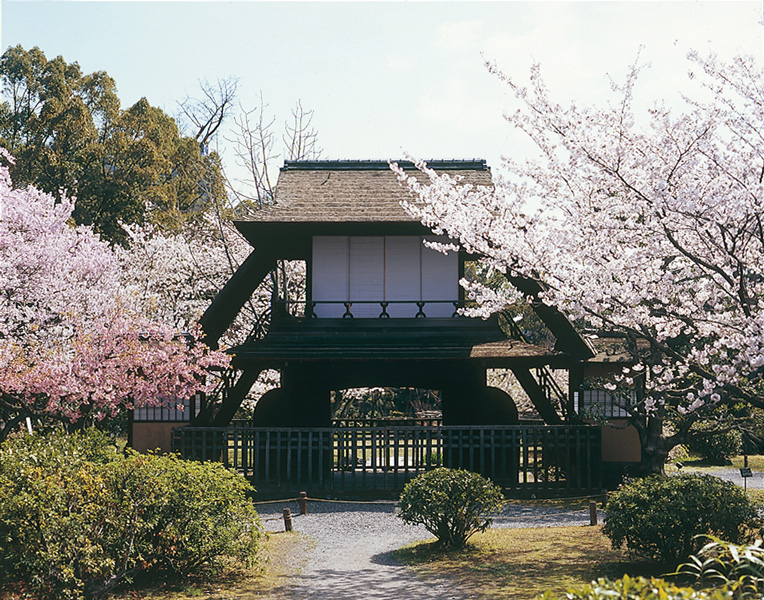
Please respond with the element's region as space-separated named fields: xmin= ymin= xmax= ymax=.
xmin=172 ymin=424 xmax=602 ymax=497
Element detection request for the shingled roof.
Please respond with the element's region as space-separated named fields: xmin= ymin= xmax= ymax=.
xmin=230 ymin=315 xmax=566 ymax=368
xmin=243 ymin=159 xmax=493 ymax=223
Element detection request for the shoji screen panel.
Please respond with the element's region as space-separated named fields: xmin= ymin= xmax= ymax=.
xmin=421 ymin=236 xmax=459 ymax=317
xmin=311 ymin=235 xmax=459 ymax=318
xmin=312 ymin=236 xmax=349 ymax=317
xmin=349 ymin=236 xmax=385 ymax=317
xmin=384 ymin=236 xmax=421 ymax=317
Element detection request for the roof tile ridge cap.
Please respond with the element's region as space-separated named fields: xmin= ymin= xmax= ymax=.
xmin=280 ymin=159 xmax=489 ymax=171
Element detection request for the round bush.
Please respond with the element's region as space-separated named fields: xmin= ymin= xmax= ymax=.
xmin=0 ymin=429 xmax=263 ymax=599
xmin=398 ymin=467 xmax=505 ymax=549
xmin=602 ymin=473 xmax=759 ymax=564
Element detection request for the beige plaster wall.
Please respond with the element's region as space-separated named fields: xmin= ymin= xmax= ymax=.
xmin=130 ymin=422 xmax=186 ymax=454
xmin=601 ymin=419 xmax=641 ymax=463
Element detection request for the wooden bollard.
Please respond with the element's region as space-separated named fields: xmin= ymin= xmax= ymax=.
xmin=589 ymin=500 xmax=598 ymax=526
xmin=283 ymin=508 xmax=293 ymax=532
xmin=299 ymin=491 xmax=308 ymax=516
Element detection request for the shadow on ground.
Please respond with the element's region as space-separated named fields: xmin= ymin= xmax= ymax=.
xmin=291 ymin=551 xmax=473 ymax=600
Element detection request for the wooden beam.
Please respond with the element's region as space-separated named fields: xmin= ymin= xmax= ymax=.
xmin=199 ymin=248 xmax=278 ymax=349
xmin=507 ymin=276 xmax=594 ymax=359
xmin=209 ymin=368 xmax=264 ymax=427
xmin=511 ymin=367 xmax=564 ymax=425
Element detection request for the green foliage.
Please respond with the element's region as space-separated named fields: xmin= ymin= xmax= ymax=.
xmin=0 ymin=45 xmax=226 ymax=244
xmin=678 ymin=536 xmax=764 ymax=599
xmin=688 ymin=428 xmax=742 ymax=464
xmin=602 ymin=474 xmax=759 ymax=565
xmin=0 ymin=429 xmax=262 ymax=599
xmin=397 ymin=467 xmax=505 ymax=549
xmin=540 ymin=574 xmax=734 ymax=599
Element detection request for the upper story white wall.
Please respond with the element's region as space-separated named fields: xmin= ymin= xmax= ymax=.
xmin=311 ymin=235 xmax=458 ymax=318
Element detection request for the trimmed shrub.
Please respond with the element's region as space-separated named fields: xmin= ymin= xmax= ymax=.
xmin=602 ymin=474 xmax=759 ymax=565
xmin=539 ymin=574 xmax=733 ymax=599
xmin=397 ymin=467 xmax=505 ymax=549
xmin=99 ymin=451 xmax=262 ymax=578
xmin=0 ymin=429 xmax=262 ymax=599
xmin=0 ymin=429 xmax=122 ymax=597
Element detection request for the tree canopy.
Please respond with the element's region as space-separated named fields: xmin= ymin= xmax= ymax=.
xmin=394 ymin=52 xmax=764 ymax=473
xmin=0 ymin=45 xmax=324 ymax=433
xmin=0 ymin=149 xmax=229 ymax=439
xmin=0 ymin=45 xmax=226 ymax=244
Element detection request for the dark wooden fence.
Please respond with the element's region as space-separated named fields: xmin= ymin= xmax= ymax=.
xmin=172 ymin=424 xmax=602 ymax=497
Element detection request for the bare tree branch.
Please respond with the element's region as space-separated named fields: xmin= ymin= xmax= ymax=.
xmin=178 ymin=77 xmax=239 ymax=148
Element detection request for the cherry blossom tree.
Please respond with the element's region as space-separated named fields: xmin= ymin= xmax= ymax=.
xmin=118 ymin=217 xmax=307 ymax=413
xmin=119 ymin=220 xmax=251 ymax=333
xmin=393 ymin=53 xmax=764 ymax=474
xmin=0 ymin=150 xmax=229 ymax=440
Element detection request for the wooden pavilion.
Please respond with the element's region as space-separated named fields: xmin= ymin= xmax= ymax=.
xmin=134 ymin=159 xmax=640 ymax=496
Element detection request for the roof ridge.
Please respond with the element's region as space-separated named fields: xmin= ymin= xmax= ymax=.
xmin=281 ymin=159 xmax=488 ymax=171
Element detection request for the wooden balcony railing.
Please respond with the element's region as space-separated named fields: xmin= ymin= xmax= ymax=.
xmin=274 ymin=299 xmax=465 ymax=319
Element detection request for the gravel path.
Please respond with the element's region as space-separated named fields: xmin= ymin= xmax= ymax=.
xmin=256 ymin=498 xmax=600 ymax=600
xmin=690 ymin=467 xmax=764 ymax=489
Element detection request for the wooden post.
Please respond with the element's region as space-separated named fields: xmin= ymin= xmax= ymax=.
xmin=589 ymin=500 xmax=598 ymax=526
xmin=299 ymin=491 xmax=308 ymax=515
xmin=283 ymin=508 xmax=293 ymax=532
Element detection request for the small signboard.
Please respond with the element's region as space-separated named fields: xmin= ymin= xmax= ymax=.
xmin=740 ymin=467 xmax=753 ymax=478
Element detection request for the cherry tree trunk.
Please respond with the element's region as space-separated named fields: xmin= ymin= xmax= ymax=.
xmin=639 ymin=415 xmax=674 ymax=476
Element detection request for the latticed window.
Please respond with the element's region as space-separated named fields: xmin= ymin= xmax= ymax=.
xmin=132 ymin=395 xmax=200 ymax=422
xmin=575 ymin=389 xmax=636 ymax=418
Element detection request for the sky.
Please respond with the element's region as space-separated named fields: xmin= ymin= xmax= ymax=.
xmin=1 ymin=1 xmax=763 ymax=186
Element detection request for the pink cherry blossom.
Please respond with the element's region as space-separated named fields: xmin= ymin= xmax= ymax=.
xmin=0 ymin=151 xmax=230 ymax=436
xmin=117 ymin=221 xmax=302 ymax=408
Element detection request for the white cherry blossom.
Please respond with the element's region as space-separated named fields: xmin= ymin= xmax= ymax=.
xmin=393 ymin=52 xmax=764 ymax=474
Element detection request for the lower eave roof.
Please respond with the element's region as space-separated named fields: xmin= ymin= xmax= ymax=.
xmin=228 ymin=316 xmax=569 ymax=367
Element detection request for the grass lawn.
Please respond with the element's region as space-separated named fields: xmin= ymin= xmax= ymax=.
xmin=394 ymin=525 xmax=663 ymax=600
xmin=665 ymin=454 xmax=764 ymax=473
xmin=730 ymin=454 xmax=764 ymax=470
